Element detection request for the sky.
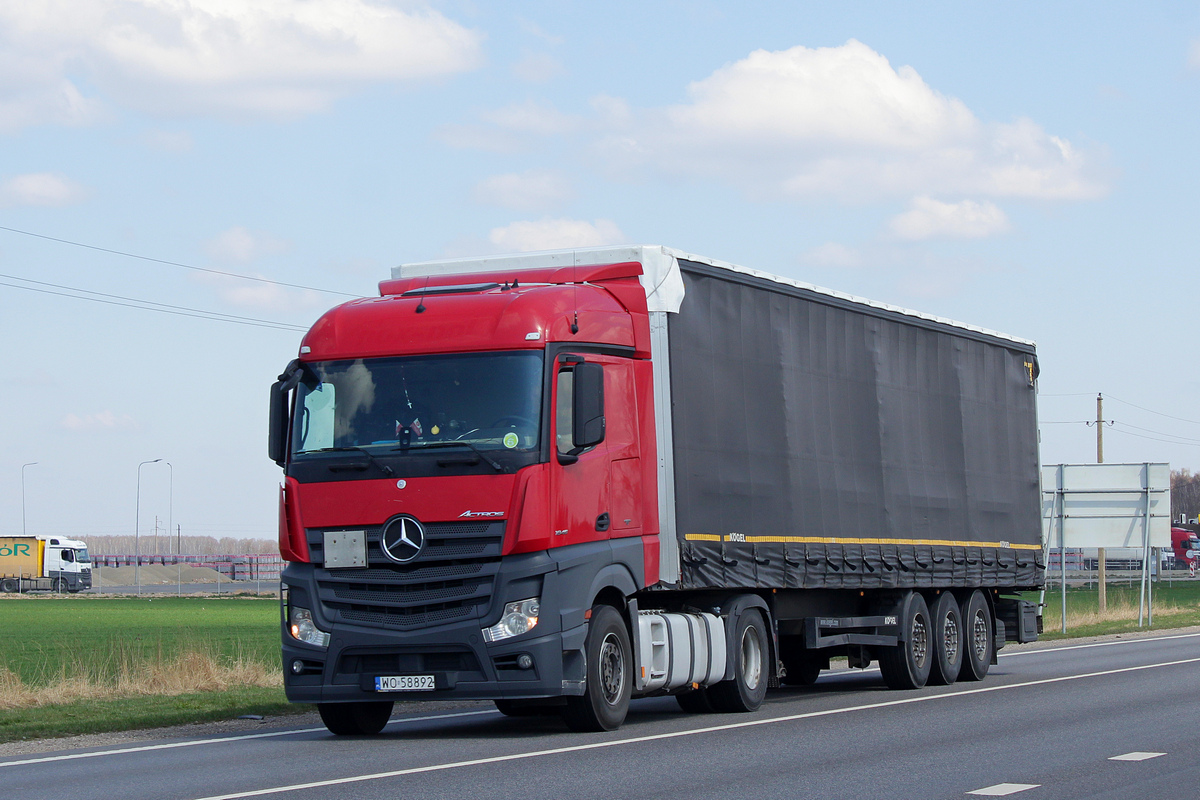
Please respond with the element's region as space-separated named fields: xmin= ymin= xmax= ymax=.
xmin=2 ymin=1 xmax=1199 ymax=546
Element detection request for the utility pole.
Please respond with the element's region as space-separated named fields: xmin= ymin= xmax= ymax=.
xmin=1097 ymin=393 xmax=1106 ymax=612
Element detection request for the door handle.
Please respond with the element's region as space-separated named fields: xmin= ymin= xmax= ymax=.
xmin=595 ymin=513 xmax=610 ymax=532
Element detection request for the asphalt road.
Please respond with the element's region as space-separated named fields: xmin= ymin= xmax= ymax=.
xmin=5 ymin=632 xmax=1199 ymax=800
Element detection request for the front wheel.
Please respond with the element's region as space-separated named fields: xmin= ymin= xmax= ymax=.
xmin=708 ymin=608 xmax=769 ymax=712
xmin=317 ymin=701 xmax=394 ymax=735
xmin=562 ymin=605 xmax=632 ymax=731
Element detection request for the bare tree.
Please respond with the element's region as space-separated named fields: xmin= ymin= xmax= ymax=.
xmin=1171 ymin=469 xmax=1200 ymax=522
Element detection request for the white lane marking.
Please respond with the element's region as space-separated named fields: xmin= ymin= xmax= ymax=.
xmin=189 ymin=655 xmax=1200 ymax=800
xmin=1000 ymin=631 xmax=1200 ymax=659
xmin=6 ymin=632 xmax=1195 ymax=771
xmin=1109 ymin=751 xmax=1166 ymax=761
xmin=0 ymin=710 xmax=497 ymax=769
xmin=967 ymin=783 xmax=1040 ymax=796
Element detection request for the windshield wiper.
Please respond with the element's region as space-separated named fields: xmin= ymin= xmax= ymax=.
xmin=304 ymin=447 xmax=396 ymax=477
xmin=392 ymin=440 xmax=504 ymax=472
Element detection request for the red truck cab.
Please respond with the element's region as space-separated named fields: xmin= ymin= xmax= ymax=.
xmin=271 ymin=260 xmax=660 ymax=731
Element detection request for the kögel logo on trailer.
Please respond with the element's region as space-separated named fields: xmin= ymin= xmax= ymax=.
xmin=380 ymin=515 xmax=426 ymax=563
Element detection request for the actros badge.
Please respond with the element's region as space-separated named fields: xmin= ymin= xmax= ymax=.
xmin=380 ymin=515 xmax=426 ymax=563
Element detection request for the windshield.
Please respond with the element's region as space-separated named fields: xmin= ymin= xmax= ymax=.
xmin=291 ymin=351 xmax=543 ymax=456
xmin=76 ymin=548 xmax=90 ymax=564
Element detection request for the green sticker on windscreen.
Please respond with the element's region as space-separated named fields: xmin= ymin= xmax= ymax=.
xmin=503 ymin=432 xmax=519 ymax=449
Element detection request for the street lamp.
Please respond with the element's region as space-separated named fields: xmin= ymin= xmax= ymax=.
xmin=135 ymin=459 xmax=162 ymax=595
xmin=21 ymin=462 xmax=37 ymax=536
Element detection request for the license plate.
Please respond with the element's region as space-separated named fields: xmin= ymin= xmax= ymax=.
xmin=375 ymin=675 xmax=435 ymax=692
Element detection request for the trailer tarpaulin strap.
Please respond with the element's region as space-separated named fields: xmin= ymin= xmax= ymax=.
xmin=669 ymin=262 xmax=1044 ymax=591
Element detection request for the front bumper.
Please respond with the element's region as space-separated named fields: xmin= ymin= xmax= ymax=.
xmin=281 ymin=550 xmax=590 ymax=704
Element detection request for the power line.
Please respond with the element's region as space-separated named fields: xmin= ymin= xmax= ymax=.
xmin=0 ymin=223 xmax=358 ymax=298
xmin=1114 ymin=421 xmax=1200 ymax=444
xmin=1107 ymin=426 xmax=1200 ymax=448
xmin=1105 ymin=393 xmax=1200 ymax=426
xmin=0 ymin=275 xmax=308 ymax=332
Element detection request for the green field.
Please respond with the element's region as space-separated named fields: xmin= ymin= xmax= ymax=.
xmin=1036 ymin=581 xmax=1200 ymax=638
xmin=0 ymin=595 xmax=303 ymax=743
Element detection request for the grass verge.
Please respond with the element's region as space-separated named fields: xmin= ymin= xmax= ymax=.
xmin=0 ymin=595 xmax=302 ymax=744
xmin=1032 ymin=582 xmax=1200 ymax=639
xmin=0 ymin=686 xmax=302 ymax=743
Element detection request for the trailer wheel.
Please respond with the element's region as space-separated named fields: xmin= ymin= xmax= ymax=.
xmin=317 ymin=701 xmax=394 ymax=735
xmin=959 ymin=590 xmax=993 ymax=682
xmin=562 ymin=605 xmax=632 ymax=731
xmin=927 ymin=592 xmax=963 ymax=686
xmin=708 ymin=608 xmax=768 ymax=713
xmin=0 ymin=579 xmax=17 ymax=593
xmin=878 ymin=592 xmax=932 ymax=690
xmin=675 ymin=687 xmax=714 ymax=713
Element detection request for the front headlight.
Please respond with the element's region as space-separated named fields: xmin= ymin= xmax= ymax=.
xmin=289 ymin=606 xmax=331 ymax=647
xmin=482 ymin=598 xmax=540 ymax=642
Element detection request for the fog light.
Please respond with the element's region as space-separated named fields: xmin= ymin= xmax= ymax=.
xmin=517 ymin=654 xmax=534 ymax=670
xmin=291 ymin=659 xmax=305 ymax=675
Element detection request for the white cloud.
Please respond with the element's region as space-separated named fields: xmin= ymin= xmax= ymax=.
xmin=473 ymin=170 xmax=573 ymax=212
xmin=60 ymin=410 xmax=136 ymax=430
xmin=141 ymin=129 xmax=194 ymax=153
xmin=195 ymin=270 xmax=326 ymax=312
xmin=0 ymin=0 xmax=482 ymax=128
xmin=597 ymin=40 xmax=1107 ymax=203
xmin=888 ymin=197 xmax=1010 ymax=240
xmin=438 ymin=100 xmax=579 ymax=152
xmin=0 ymin=173 xmax=87 ymax=207
xmin=512 ymin=52 xmax=565 ymax=83
xmin=801 ymin=242 xmax=862 ymax=268
xmin=487 ymin=218 xmax=627 ymax=253
xmin=204 ymin=227 xmax=290 ymax=264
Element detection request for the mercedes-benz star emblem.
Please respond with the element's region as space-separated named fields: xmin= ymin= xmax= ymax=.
xmin=380 ymin=515 xmax=426 ymax=564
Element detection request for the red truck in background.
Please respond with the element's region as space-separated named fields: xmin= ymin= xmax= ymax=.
xmin=1171 ymin=525 xmax=1200 ymax=573
xmin=269 ymin=245 xmax=1045 ymax=735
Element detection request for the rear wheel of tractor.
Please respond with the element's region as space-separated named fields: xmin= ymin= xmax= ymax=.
xmin=675 ymin=687 xmax=715 ymax=713
xmin=317 ymin=701 xmax=394 ymax=735
xmin=878 ymin=592 xmax=932 ymax=690
xmin=927 ymin=592 xmax=963 ymax=686
xmin=562 ymin=605 xmax=632 ymax=732
xmin=708 ymin=608 xmax=769 ymax=712
xmin=959 ymin=590 xmax=993 ymax=682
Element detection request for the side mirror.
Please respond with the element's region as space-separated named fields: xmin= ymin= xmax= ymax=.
xmin=269 ymin=360 xmax=302 ymax=467
xmin=572 ymin=362 xmax=605 ymax=449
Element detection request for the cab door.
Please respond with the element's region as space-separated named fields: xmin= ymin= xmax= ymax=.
xmin=549 ymin=353 xmax=611 ymax=548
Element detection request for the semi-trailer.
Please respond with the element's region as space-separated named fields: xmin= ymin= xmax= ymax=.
xmin=269 ymin=245 xmax=1045 ymax=734
xmin=0 ymin=535 xmax=92 ymax=593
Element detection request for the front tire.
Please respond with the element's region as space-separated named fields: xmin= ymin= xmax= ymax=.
xmin=562 ymin=605 xmax=632 ymax=732
xmin=318 ymin=701 xmax=394 ymax=735
xmin=959 ymin=590 xmax=993 ymax=682
xmin=878 ymin=592 xmax=932 ymax=690
xmin=708 ymin=608 xmax=769 ymax=712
